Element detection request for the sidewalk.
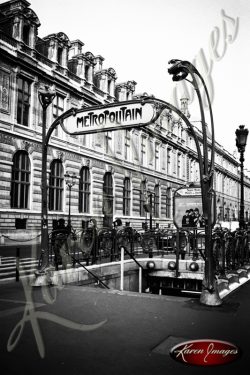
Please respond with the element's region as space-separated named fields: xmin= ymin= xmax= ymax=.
xmin=0 ymin=277 xmax=249 ymax=375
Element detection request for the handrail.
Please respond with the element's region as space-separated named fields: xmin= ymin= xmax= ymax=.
xmin=121 ymin=245 xmax=144 ymax=271
xmin=70 ymin=254 xmax=110 ymax=289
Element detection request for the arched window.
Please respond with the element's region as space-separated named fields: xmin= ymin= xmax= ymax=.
xmin=123 ymin=177 xmax=131 ymax=216
xmin=154 ymin=184 xmax=160 ymax=218
xmin=79 ymin=167 xmax=90 ymax=213
xmin=11 ymin=151 xmax=30 ymax=209
xmin=49 ymin=160 xmax=63 ymax=211
xmin=140 ymin=181 xmax=146 ymax=217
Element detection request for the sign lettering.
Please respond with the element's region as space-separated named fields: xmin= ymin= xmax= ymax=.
xmin=61 ymin=101 xmax=156 ymax=135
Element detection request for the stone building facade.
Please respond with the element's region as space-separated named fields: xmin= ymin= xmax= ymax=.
xmin=0 ymin=0 xmax=250 ymax=242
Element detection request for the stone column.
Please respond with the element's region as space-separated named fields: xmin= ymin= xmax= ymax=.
xmin=100 ymin=72 xmax=108 ymax=92
xmin=12 ymin=16 xmax=22 ymax=41
xmin=109 ymin=79 xmax=115 ymax=96
xmin=48 ymin=39 xmax=58 ymax=62
xmin=88 ymin=65 xmax=93 ymax=84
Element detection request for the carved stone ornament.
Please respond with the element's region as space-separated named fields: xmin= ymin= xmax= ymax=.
xmin=107 ymin=67 xmax=117 ymax=78
xmin=21 ymin=140 xmax=34 ymax=154
xmin=56 ymin=151 xmax=65 ymax=161
xmin=106 ymin=165 xmax=114 ymax=173
xmin=81 ymin=157 xmax=90 ymax=167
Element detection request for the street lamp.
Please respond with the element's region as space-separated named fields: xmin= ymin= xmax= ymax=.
xmin=235 ymin=125 xmax=249 ymax=230
xmin=143 ymin=192 xmax=153 ymax=230
xmin=64 ymin=171 xmax=77 ymax=229
xmin=37 ymin=87 xmax=55 ymax=273
xmin=168 ymin=59 xmax=222 ymax=305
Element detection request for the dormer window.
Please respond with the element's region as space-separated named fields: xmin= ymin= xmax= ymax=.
xmin=85 ymin=65 xmax=89 ymax=81
xmin=107 ymin=79 xmax=111 ymax=94
xmin=23 ymin=24 xmax=30 ymax=45
xmin=57 ymin=46 xmax=63 ymax=65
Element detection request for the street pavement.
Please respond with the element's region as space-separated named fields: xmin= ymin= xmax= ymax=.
xmin=0 ymin=276 xmax=250 ymax=375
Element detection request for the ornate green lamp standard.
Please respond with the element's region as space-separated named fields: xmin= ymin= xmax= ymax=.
xmin=235 ymin=125 xmax=249 ymax=230
xmin=168 ymin=60 xmax=222 ymax=306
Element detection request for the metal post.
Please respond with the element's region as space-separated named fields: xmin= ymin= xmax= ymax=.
xmin=38 ymin=89 xmax=55 ymax=273
xmin=68 ymin=185 xmax=72 ymax=228
xmin=235 ymin=125 xmax=248 ymax=230
xmin=149 ymin=193 xmax=153 ymax=230
xmin=239 ymin=150 xmax=245 ymax=230
xmin=16 ymin=247 xmax=20 ymax=282
xmin=120 ymin=246 xmax=124 ymax=291
xmin=139 ymin=267 xmax=142 ymax=293
xmin=168 ymin=60 xmax=222 ymax=305
xmin=65 ymin=172 xmax=77 ymax=230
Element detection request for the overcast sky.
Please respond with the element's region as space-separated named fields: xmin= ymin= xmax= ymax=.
xmin=22 ymin=0 xmax=250 ymax=170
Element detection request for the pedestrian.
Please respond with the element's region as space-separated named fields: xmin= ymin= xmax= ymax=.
xmin=188 ymin=209 xmax=195 ymax=227
xmin=194 ymin=208 xmax=205 ymax=228
xmin=182 ymin=210 xmax=190 ymax=227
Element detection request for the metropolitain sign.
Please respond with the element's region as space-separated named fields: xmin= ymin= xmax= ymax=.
xmin=61 ymin=99 xmax=158 ymax=135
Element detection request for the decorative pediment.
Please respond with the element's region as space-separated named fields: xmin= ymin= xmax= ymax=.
xmin=44 ymin=32 xmax=71 ymax=47
xmin=23 ymin=7 xmax=40 ymax=26
xmin=84 ymin=51 xmax=95 ymax=63
xmin=107 ymin=67 xmax=117 ymax=78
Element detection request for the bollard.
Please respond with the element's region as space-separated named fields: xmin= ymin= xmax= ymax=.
xmin=120 ymin=246 xmax=124 ymax=291
xmin=16 ymin=247 xmax=20 ymax=282
xmin=139 ymin=267 xmax=142 ymax=293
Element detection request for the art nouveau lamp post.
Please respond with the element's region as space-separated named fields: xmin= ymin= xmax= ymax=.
xmin=168 ymin=60 xmax=222 ymax=305
xmin=38 ymin=88 xmax=55 ymax=272
xmin=235 ymin=125 xmax=249 ymax=230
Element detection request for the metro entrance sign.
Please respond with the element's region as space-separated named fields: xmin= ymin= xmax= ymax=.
xmin=61 ymin=99 xmax=158 ymax=135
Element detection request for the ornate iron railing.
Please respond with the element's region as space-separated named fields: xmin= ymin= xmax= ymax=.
xmin=43 ymin=224 xmax=250 ymax=280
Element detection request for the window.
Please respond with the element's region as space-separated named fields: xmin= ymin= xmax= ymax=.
xmin=79 ymin=167 xmax=90 ymax=213
xmin=49 ymin=160 xmax=63 ymax=211
xmin=53 ymin=95 xmax=64 ymax=137
xmin=103 ymin=172 xmax=113 ymax=226
xmin=15 ymin=218 xmax=27 ymax=229
xmin=85 ymin=65 xmax=90 ymax=81
xmin=105 ymin=131 xmax=112 ymax=154
xmin=140 ymin=181 xmax=146 ymax=217
xmin=17 ymin=77 xmax=31 ymax=126
xmin=125 ymin=130 xmax=131 ymax=160
xmin=141 ymin=136 xmax=146 ymax=165
xmin=123 ymin=177 xmax=131 ymax=216
xmin=166 ymin=188 xmax=171 ymax=218
xmin=177 ymin=153 xmax=181 ymax=177
xmin=167 ymin=148 xmax=171 ymax=174
xmin=23 ymin=24 xmax=30 ymax=45
xmin=154 ymin=185 xmax=160 ymax=218
xmin=107 ymin=79 xmax=111 ymax=94
xmin=11 ymin=151 xmax=30 ymax=209
xmin=57 ymin=47 xmax=63 ymax=65
xmin=155 ymin=143 xmax=160 ymax=170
